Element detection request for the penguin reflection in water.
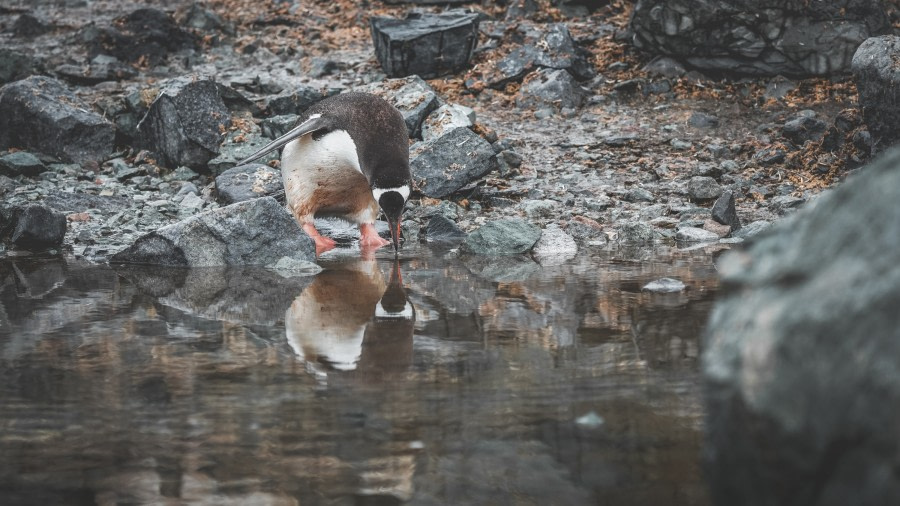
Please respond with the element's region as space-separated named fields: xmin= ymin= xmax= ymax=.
xmin=285 ymin=260 xmax=415 ymax=377
xmin=236 ymin=92 xmax=411 ymax=256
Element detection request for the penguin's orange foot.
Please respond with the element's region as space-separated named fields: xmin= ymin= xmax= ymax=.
xmin=359 ymin=223 xmax=390 ymax=249
xmin=302 ymin=223 xmax=336 ymax=256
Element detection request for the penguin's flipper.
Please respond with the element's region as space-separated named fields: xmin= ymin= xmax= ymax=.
xmin=234 ymin=115 xmax=328 ymax=167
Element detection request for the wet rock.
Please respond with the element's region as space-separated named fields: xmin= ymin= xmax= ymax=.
xmin=411 ymin=127 xmax=497 ymax=198
xmin=0 ymin=49 xmax=42 ymax=85
xmin=486 ymin=23 xmax=594 ymax=87
xmin=631 ymin=0 xmax=889 ymax=76
xmin=422 ymin=103 xmax=475 ymax=141
xmin=532 ymin=225 xmax=577 ymax=265
xmin=0 ymin=76 xmax=115 ymax=164
xmin=370 ymin=11 xmax=480 ymax=79
xmin=1 ymin=204 xmax=67 ymax=251
xmin=566 ymin=216 xmax=606 ymax=246
xmin=615 ymin=221 xmax=658 ymax=246
xmin=215 ymin=164 xmax=283 ymax=205
xmin=642 ymin=277 xmax=686 ymax=293
xmin=424 ymin=214 xmax=466 ymax=243
xmin=86 ymin=8 xmax=199 ymax=66
xmin=0 ymin=152 xmax=46 ymax=177
xmin=688 ymin=176 xmax=723 ymax=202
xmin=110 ymin=196 xmax=315 ymax=267
xmin=136 ymin=76 xmax=231 ymax=170
xmin=516 ymin=68 xmax=584 ymax=112
xmin=782 ymin=111 xmax=827 ymax=145
xmin=464 ymin=218 xmax=541 ymax=256
xmin=676 ymin=226 xmax=719 ymax=243
xmin=711 ymin=190 xmax=741 ymax=231
xmin=463 ymin=255 xmax=541 ymax=282
xmin=703 ymin=147 xmax=900 ymax=506
xmin=359 ymin=76 xmax=440 ymax=139
xmin=852 ymin=35 xmax=900 ymax=147
xmin=264 ymin=86 xmax=337 ymax=116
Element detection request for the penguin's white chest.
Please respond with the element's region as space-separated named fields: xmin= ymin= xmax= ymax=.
xmin=281 ymin=129 xmax=378 ymax=224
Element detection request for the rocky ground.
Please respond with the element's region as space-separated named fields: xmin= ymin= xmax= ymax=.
xmin=0 ymin=0 xmax=895 ymax=265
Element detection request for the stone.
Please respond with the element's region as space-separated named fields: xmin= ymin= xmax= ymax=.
xmin=731 ymin=220 xmax=771 ymax=239
xmin=703 ymin=219 xmax=732 ymax=238
xmin=688 ymin=176 xmax=723 ymax=202
xmin=486 ymin=22 xmax=594 ymax=87
xmin=631 ymin=0 xmax=890 ymax=76
xmin=176 ymin=2 xmax=233 ymax=34
xmin=624 ymin=187 xmax=654 ymax=203
xmin=464 ymin=218 xmax=542 ymax=256
xmin=3 ymin=204 xmax=67 ymax=251
xmin=0 ymin=76 xmax=115 ymax=164
xmin=689 ymin=112 xmax=719 ymax=129
xmin=642 ymin=277 xmax=686 ymax=293
xmin=208 ymin=131 xmax=278 ymax=175
xmin=516 ymin=68 xmax=584 ymax=111
xmin=752 ymin=147 xmax=787 ymax=166
xmin=136 ymin=76 xmax=231 ymax=170
xmin=421 ymin=103 xmax=476 ymax=141
xmin=711 ymin=190 xmax=742 ymax=231
xmin=567 ymin=216 xmax=606 ymax=246
xmin=215 ymin=164 xmax=283 ymax=205
xmin=764 ymin=75 xmax=796 ymax=100
xmin=0 ymin=49 xmax=42 ymax=86
xmin=0 ymin=152 xmax=46 ymax=177
xmin=852 ymin=35 xmax=900 ymax=147
xmin=425 ymin=214 xmax=466 ymax=243
xmin=13 ymin=14 xmax=51 ymax=38
xmin=615 ymin=221 xmax=658 ymax=246
xmin=54 ymin=57 xmax=137 ymax=86
xmin=260 ymin=114 xmax=301 ymax=139
xmin=703 ymin=147 xmax=900 ymax=506
xmin=782 ymin=112 xmax=827 ymax=145
xmin=358 ymin=76 xmax=440 ymax=139
xmin=770 ymin=195 xmax=805 ymax=215
xmin=85 ymin=8 xmax=199 ymax=66
xmin=521 ymin=199 xmax=557 ymax=219
xmin=110 ymin=197 xmax=315 ymax=267
xmin=264 ymin=86 xmax=337 ymax=116
xmin=370 ymin=11 xmax=479 ymax=79
xmin=411 ymin=127 xmax=497 ymax=198
xmin=675 ymin=226 xmax=719 ymax=243
xmin=532 ymin=225 xmax=577 ymax=265
xmin=642 ymin=55 xmax=686 ymax=78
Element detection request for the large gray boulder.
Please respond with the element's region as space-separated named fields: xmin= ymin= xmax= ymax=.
xmin=0 ymin=76 xmax=115 ymax=164
xmin=631 ymin=0 xmax=890 ymax=76
xmin=110 ymin=197 xmax=315 ymax=267
xmin=485 ymin=22 xmax=594 ymax=87
xmin=0 ymin=204 xmax=67 ymax=251
xmin=464 ymin=218 xmax=541 ymax=256
xmin=852 ymin=35 xmax=900 ymax=148
xmin=136 ymin=76 xmax=231 ymax=170
xmin=371 ymin=11 xmax=479 ymax=79
xmin=516 ymin=68 xmax=585 ymax=112
xmin=703 ymin=147 xmax=900 ymax=505
xmin=358 ymin=76 xmax=440 ymax=139
xmin=411 ymin=127 xmax=497 ymax=198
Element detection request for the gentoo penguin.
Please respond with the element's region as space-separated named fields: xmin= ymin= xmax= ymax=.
xmin=235 ymin=92 xmax=411 ymax=255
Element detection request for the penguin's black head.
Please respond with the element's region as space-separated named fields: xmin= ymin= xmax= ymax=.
xmin=373 ymin=186 xmax=409 ymax=253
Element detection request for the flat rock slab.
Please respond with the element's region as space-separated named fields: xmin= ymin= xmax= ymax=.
xmin=215 ymin=164 xmax=283 ymax=205
xmin=137 ymin=75 xmax=231 ymax=170
xmin=110 ymin=196 xmax=315 ymax=267
xmin=852 ymin=35 xmax=900 ymax=146
xmin=703 ymin=147 xmax=900 ymax=506
xmin=0 ymin=76 xmax=115 ymax=164
xmin=411 ymin=127 xmax=497 ymax=198
xmin=371 ymin=11 xmax=479 ymax=79
xmin=631 ymin=0 xmax=890 ymax=76
xmin=464 ymin=218 xmax=542 ymax=256
xmin=0 ymin=152 xmax=46 ymax=177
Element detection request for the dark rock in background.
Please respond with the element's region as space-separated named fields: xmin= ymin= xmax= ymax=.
xmin=704 ymin=147 xmax=900 ymax=506
xmin=54 ymin=55 xmax=137 ymax=85
xmin=111 ymin=197 xmax=314 ymax=267
xmin=485 ymin=23 xmax=594 ymax=87
xmin=852 ymin=35 xmax=900 ymax=148
xmin=464 ymin=218 xmax=542 ymax=256
xmin=215 ymin=164 xmax=283 ymax=205
xmin=516 ymin=68 xmax=584 ymax=112
xmin=711 ymin=190 xmax=741 ymax=231
xmin=264 ymin=86 xmax=339 ymax=116
xmin=0 ymin=204 xmax=67 ymax=251
xmin=631 ymin=0 xmax=890 ymax=76
xmin=0 ymin=152 xmax=46 ymax=177
xmin=85 ymin=8 xmax=199 ymax=66
xmin=411 ymin=127 xmax=497 ymax=198
xmin=782 ymin=111 xmax=827 ymax=145
xmin=425 ymin=214 xmax=467 ymax=243
xmin=136 ymin=76 xmax=231 ymax=170
xmin=371 ymin=11 xmax=479 ymax=79
xmin=13 ymin=14 xmax=51 ymax=38
xmin=359 ymin=76 xmax=440 ymax=138
xmin=0 ymin=49 xmax=43 ymax=85
xmin=688 ymin=176 xmax=723 ymax=202
xmin=0 ymin=76 xmax=115 ymax=164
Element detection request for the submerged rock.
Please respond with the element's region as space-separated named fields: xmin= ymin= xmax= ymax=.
xmin=532 ymin=225 xmax=577 ymax=265
xmin=0 ymin=76 xmax=115 ymax=164
xmin=371 ymin=11 xmax=480 ymax=79
xmin=464 ymin=218 xmax=541 ymax=256
xmin=110 ymin=196 xmax=315 ymax=267
xmin=411 ymin=127 xmax=497 ymax=198
xmin=704 ymin=147 xmax=900 ymax=506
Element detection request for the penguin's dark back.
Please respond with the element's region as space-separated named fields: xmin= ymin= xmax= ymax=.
xmin=303 ymin=92 xmax=410 ymax=187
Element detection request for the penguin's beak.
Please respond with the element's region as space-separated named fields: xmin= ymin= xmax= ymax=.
xmin=387 ymin=215 xmax=401 ymax=254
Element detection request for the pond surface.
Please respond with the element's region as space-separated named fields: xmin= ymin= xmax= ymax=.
xmin=0 ymin=247 xmax=719 ymax=505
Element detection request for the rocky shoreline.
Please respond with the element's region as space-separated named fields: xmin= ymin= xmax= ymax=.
xmin=1 ymin=0 xmax=897 ymax=265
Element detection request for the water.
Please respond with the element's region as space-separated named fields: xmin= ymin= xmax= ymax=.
xmin=0 ymin=248 xmax=719 ymax=505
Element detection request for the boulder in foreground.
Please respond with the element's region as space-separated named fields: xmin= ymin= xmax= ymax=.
xmin=111 ymin=197 xmax=315 ymax=267
xmin=703 ymin=147 xmax=900 ymax=505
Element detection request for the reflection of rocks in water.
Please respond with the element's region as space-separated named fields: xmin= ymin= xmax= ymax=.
xmin=286 ymin=259 xmax=414 ymax=375
xmin=463 ymin=254 xmax=540 ymax=282
xmin=116 ymin=265 xmax=313 ymax=325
